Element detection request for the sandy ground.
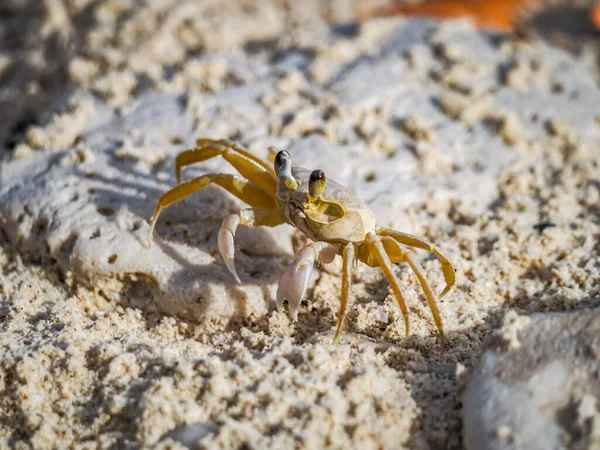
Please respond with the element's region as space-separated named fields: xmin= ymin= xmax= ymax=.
xmin=1 ymin=1 xmax=600 ymax=449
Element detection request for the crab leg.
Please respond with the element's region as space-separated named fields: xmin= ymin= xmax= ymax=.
xmin=276 ymin=241 xmax=339 ymax=322
xmin=199 ymin=138 xmax=276 ymax=175
xmin=367 ymin=232 xmax=410 ymax=338
xmin=176 ymin=139 xmax=278 ymax=193
xmin=376 ymin=226 xmax=455 ymax=298
xmin=267 ymin=146 xmax=278 ymax=165
xmin=219 ymin=208 xmax=285 ymax=283
xmin=381 ymin=237 xmax=445 ymax=350
xmin=148 ymin=173 xmax=276 ymax=246
xmin=332 ymin=243 xmax=355 ymax=344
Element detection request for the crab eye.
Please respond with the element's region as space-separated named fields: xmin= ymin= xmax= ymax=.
xmin=309 ymin=169 xmax=326 ymax=199
xmin=274 ymin=150 xmax=292 ymax=178
xmin=274 ymin=149 xmax=299 ymax=192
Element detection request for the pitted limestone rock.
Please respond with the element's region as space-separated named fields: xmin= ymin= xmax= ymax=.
xmin=463 ymin=308 xmax=600 ymax=450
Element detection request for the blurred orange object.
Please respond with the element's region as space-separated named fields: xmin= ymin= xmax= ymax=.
xmin=591 ymin=3 xmax=600 ymax=31
xmin=364 ymin=0 xmax=544 ymax=33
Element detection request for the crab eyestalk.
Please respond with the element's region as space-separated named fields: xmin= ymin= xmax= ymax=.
xmin=308 ymin=169 xmax=326 ymax=201
xmin=274 ymin=150 xmax=300 ymax=194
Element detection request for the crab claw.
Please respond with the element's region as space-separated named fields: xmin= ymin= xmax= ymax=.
xmin=218 ymin=215 xmax=241 ymax=284
xmin=276 ymin=254 xmax=315 ymax=321
xmin=276 ymin=242 xmax=338 ymax=321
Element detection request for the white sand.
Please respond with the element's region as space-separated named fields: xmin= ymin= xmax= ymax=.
xmin=1 ymin=1 xmax=599 ymax=449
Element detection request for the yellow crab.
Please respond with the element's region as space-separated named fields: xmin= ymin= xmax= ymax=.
xmin=148 ymin=138 xmax=455 ymax=347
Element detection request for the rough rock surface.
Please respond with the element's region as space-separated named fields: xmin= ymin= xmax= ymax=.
xmin=463 ymin=308 xmax=600 ymax=450
xmin=1 ymin=2 xmax=600 ymax=449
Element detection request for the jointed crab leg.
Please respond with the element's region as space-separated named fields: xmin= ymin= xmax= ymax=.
xmin=277 ymin=241 xmax=339 ymax=322
xmin=381 ymin=237 xmax=445 ymax=349
xmin=148 ymin=173 xmax=276 ymax=246
xmin=176 ymin=139 xmax=278 ymax=193
xmin=333 ymin=243 xmax=355 ymax=344
xmin=219 ymin=208 xmax=285 ymax=283
xmin=376 ymin=226 xmax=455 ymax=298
xmin=267 ymin=147 xmax=278 ymax=165
xmin=198 ymin=139 xmax=276 ymax=176
xmin=367 ymin=232 xmax=410 ymax=338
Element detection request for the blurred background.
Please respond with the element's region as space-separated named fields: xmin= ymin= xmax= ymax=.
xmin=2 ymin=0 xmax=600 ymax=157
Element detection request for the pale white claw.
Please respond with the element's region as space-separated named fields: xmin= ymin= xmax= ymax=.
xmin=276 ymin=258 xmax=314 ymax=321
xmin=276 ymin=242 xmax=339 ymax=321
xmin=218 ymin=215 xmax=241 ymax=284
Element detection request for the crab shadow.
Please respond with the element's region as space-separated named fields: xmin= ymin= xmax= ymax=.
xmin=70 ymin=148 xmax=293 ymax=333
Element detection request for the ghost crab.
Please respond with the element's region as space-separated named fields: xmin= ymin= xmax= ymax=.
xmin=148 ymin=138 xmax=455 ymax=347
